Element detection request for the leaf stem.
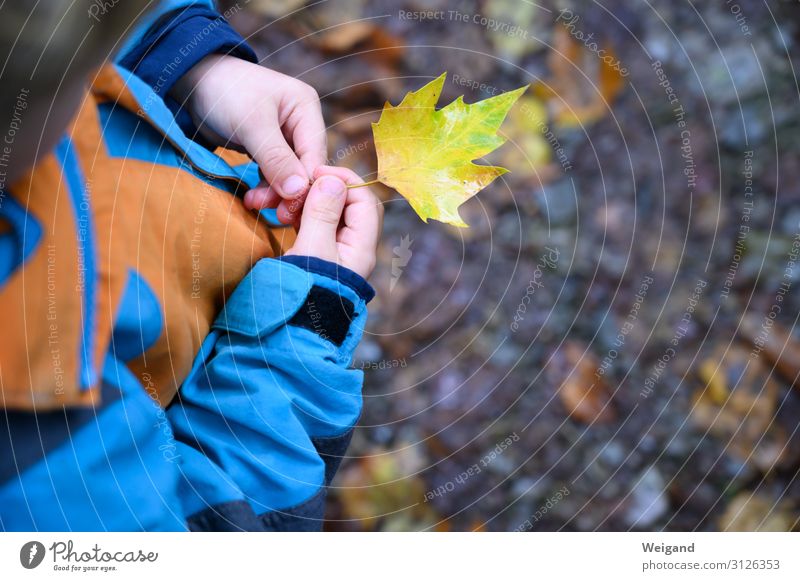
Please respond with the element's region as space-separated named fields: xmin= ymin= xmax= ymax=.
xmin=346 ymin=179 xmax=381 ymax=189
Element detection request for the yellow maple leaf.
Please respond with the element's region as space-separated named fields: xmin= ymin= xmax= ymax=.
xmin=370 ymin=73 xmax=526 ymax=227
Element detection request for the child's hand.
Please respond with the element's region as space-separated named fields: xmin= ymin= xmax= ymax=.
xmin=285 ymin=167 xmax=382 ymax=280
xmin=172 ymin=55 xmax=326 ymax=223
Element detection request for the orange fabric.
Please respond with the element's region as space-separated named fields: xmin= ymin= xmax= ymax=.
xmin=0 ymin=66 xmax=294 ymax=411
xmin=0 ymin=155 xmax=94 ymax=409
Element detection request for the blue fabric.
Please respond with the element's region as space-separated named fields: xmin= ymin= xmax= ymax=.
xmin=259 ymin=488 xmax=327 ymax=531
xmin=0 ymin=356 xmax=187 ymax=532
xmin=108 ymin=65 xmax=261 ymax=189
xmin=115 ymin=1 xmax=217 ymax=67
xmin=0 ymin=192 xmax=43 ymax=288
xmin=111 ymin=270 xmax=164 ymax=362
xmin=96 ymin=102 xmax=243 ymax=192
xmin=97 ymin=102 xmax=184 ymax=165
xmin=186 ymin=499 xmax=263 ymax=531
xmin=0 ymin=232 xmax=15 ymax=283
xmin=168 ymin=258 xmax=369 ymax=518
xmin=55 ymin=137 xmax=98 ymax=390
xmin=116 ymin=5 xmax=257 ymax=140
xmin=0 ymin=382 xmax=121 ymax=484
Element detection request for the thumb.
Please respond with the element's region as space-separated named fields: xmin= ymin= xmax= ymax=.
xmin=288 ymin=175 xmax=346 ymax=260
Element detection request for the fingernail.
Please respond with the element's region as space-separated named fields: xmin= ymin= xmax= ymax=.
xmin=318 ymin=176 xmax=344 ymax=196
xmin=282 ymin=175 xmax=307 ymax=197
xmin=245 ymin=189 xmax=266 ymax=208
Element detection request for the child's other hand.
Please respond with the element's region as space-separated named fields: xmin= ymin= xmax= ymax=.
xmin=285 ymin=167 xmax=382 ymax=280
xmin=173 ymin=55 xmax=326 ymax=223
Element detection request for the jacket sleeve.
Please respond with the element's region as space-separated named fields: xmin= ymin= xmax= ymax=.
xmin=167 ymin=256 xmax=375 ymax=531
xmin=115 ymin=1 xmax=257 ymax=140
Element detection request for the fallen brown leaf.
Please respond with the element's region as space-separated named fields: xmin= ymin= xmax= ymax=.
xmin=692 ymin=344 xmax=788 ymax=473
xmin=334 ymin=444 xmax=441 ymax=531
xmin=719 ymin=491 xmax=797 ymax=531
xmin=311 ymin=21 xmax=376 ymax=52
xmin=534 ymin=27 xmax=626 ymax=128
xmin=553 ymin=341 xmax=616 ymax=424
xmin=247 ymin=0 xmax=306 ymax=18
xmin=740 ymin=313 xmax=800 ymax=390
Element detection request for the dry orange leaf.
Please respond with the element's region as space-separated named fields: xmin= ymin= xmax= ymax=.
xmin=311 ymin=21 xmax=376 ymax=52
xmin=692 ymin=344 xmax=788 ymax=473
xmin=719 ymin=491 xmax=797 ymax=531
xmin=739 ymin=313 xmax=800 ymax=390
xmin=334 ymin=445 xmax=440 ymax=531
xmin=554 ymin=341 xmax=616 ymax=424
xmin=534 ymin=27 xmax=626 ymax=128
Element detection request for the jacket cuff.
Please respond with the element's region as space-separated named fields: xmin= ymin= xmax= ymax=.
xmin=117 ymin=6 xmax=257 ymax=141
xmin=277 ymin=256 xmax=373 ymax=353
xmin=278 ymin=256 xmax=376 ymax=304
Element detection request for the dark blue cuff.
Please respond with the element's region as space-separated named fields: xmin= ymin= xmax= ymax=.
xmin=279 ymin=256 xmax=376 ymax=303
xmin=118 ymin=6 xmax=257 ymax=96
xmin=117 ymin=6 xmax=257 ymax=141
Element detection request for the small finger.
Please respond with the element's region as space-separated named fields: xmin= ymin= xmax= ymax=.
xmin=244 ymin=184 xmax=281 ymax=210
xmin=276 ymin=194 xmax=306 ymax=225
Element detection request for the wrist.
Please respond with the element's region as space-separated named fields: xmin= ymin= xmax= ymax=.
xmin=170 ymin=54 xmax=230 ymax=106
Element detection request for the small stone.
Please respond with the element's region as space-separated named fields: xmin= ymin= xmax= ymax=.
xmin=624 ymin=466 xmax=669 ymax=528
xmin=600 ymin=442 xmax=626 ymax=466
xmin=537 ymin=178 xmax=578 ymax=226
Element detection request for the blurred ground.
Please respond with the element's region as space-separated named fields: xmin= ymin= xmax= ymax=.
xmin=225 ymin=0 xmax=800 ymax=531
